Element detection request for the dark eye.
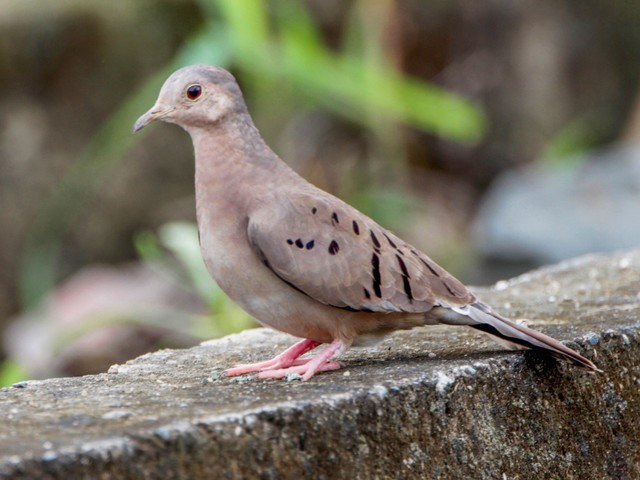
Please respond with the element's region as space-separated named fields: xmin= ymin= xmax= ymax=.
xmin=186 ymin=84 xmax=202 ymax=100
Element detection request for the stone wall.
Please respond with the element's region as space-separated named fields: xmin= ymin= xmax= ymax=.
xmin=0 ymin=250 xmax=638 ymax=479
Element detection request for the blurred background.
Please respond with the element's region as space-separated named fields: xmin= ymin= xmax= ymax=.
xmin=1 ymin=0 xmax=639 ymax=383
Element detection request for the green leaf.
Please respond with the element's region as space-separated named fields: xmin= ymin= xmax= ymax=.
xmin=213 ymin=0 xmax=271 ymax=68
xmin=157 ymin=222 xmax=218 ymax=305
xmin=541 ymin=115 xmax=596 ymax=169
xmin=269 ymin=2 xmax=487 ymax=141
xmin=0 ymin=361 xmax=27 ymax=388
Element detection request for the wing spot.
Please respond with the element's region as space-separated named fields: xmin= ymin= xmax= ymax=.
xmin=312 ymin=207 xmax=317 ymax=215
xmin=328 ymin=240 xmax=340 ymax=255
xmin=295 ymin=239 xmax=304 ymax=248
xmin=286 ymin=239 xmax=294 ymax=245
xmin=401 ymin=276 xmax=413 ymax=302
xmin=331 ymin=212 xmax=339 ymax=225
xmin=396 ymin=254 xmax=410 ymax=278
xmin=396 ymin=254 xmax=413 ymax=302
xmin=352 ymin=220 xmax=360 ymax=235
xmin=443 ymin=281 xmax=457 ymax=296
xmin=337 ymin=305 xmax=360 ymax=312
xmin=306 ymin=240 xmax=315 ymax=250
xmin=363 ymin=288 xmax=371 ymax=299
xmin=371 ymin=253 xmax=382 ymax=298
xmin=419 ymin=258 xmax=440 ymax=277
xmin=384 ymin=234 xmax=397 ymax=249
xmin=418 ymin=257 xmax=457 ymax=295
xmin=370 ymin=230 xmax=381 ymax=249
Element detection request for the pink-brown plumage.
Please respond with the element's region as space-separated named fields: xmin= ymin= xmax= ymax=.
xmin=133 ymin=65 xmax=598 ymax=380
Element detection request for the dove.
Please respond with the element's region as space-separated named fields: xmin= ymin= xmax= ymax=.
xmin=133 ymin=65 xmax=598 ymax=380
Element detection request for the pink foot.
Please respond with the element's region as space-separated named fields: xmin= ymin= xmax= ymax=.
xmin=223 ymin=338 xmax=320 ymax=376
xmin=258 ymin=339 xmax=348 ymax=381
xmin=257 ymin=361 xmax=341 ymax=380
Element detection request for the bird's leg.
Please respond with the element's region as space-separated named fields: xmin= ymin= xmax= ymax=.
xmin=258 ymin=339 xmax=348 ymax=381
xmin=223 ymin=338 xmax=321 ymax=376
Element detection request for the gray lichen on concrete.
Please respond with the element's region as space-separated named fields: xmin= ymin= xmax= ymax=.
xmin=1 ymin=250 xmax=639 ymax=479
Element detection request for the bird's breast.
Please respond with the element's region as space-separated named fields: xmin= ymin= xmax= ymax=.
xmin=195 ymin=193 xmax=332 ymax=341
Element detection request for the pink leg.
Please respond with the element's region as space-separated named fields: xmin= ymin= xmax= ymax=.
xmin=258 ymin=339 xmax=348 ymax=381
xmin=223 ymin=338 xmax=320 ymax=377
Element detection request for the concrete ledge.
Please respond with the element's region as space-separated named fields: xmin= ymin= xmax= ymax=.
xmin=1 ymin=250 xmax=639 ymax=479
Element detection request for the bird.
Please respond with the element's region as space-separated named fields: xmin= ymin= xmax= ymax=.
xmin=133 ymin=65 xmax=599 ymax=381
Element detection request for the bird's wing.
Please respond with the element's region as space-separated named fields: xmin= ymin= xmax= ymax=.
xmin=247 ymin=190 xmax=474 ymax=313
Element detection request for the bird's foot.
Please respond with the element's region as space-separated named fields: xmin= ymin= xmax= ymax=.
xmin=224 ymin=338 xmax=348 ymax=381
xmin=257 ymin=360 xmax=341 ymax=380
xmin=223 ymin=338 xmax=320 ymax=377
xmin=259 ymin=339 xmax=347 ymax=381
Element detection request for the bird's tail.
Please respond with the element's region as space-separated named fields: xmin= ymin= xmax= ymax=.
xmin=434 ymin=302 xmax=600 ymax=372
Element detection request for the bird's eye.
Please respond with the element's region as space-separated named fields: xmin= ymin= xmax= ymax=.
xmin=186 ymin=84 xmax=202 ymax=100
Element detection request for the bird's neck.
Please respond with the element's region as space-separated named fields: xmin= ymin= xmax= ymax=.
xmin=190 ymin=113 xmax=292 ymax=217
xmin=191 ymin=114 xmax=282 ymax=177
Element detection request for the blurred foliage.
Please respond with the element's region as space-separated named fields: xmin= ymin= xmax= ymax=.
xmin=135 ymin=222 xmax=254 ymax=338
xmin=349 ymin=187 xmax=416 ymax=232
xmin=216 ymin=0 xmax=486 ymax=140
xmin=540 ymin=114 xmax=603 ymax=169
xmin=20 ymin=26 xmax=232 ymax=311
xmin=20 ymin=0 xmax=487 ymax=314
xmin=0 ymin=360 xmax=27 ymax=388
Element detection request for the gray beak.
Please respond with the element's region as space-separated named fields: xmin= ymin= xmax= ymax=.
xmin=132 ymin=104 xmax=174 ymax=133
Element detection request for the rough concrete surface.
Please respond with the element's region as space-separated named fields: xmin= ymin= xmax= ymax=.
xmin=1 ymin=250 xmax=639 ymax=479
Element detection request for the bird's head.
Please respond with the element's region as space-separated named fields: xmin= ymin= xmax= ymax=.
xmin=133 ymin=65 xmax=246 ymax=133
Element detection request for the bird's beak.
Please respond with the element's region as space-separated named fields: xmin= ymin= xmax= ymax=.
xmin=132 ymin=104 xmax=175 ymax=133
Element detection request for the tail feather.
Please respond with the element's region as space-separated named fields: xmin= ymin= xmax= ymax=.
xmin=448 ymin=302 xmax=600 ymax=372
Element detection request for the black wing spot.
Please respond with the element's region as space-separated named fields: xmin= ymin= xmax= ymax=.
xmin=352 ymin=220 xmax=360 ymax=235
xmin=295 ymin=239 xmax=304 ymax=248
xmin=287 ymin=239 xmax=294 ymax=245
xmin=443 ymin=281 xmax=457 ymax=296
xmin=363 ymin=288 xmax=371 ymax=299
xmin=384 ymin=233 xmax=397 ymax=249
xmin=401 ymin=275 xmax=413 ymax=302
xmin=396 ymin=254 xmax=410 ymax=278
xmin=370 ymin=230 xmax=381 ymax=250
xmin=396 ymin=254 xmax=413 ymax=301
xmin=328 ymin=240 xmax=340 ymax=255
xmin=306 ymin=240 xmax=315 ymax=250
xmin=419 ymin=258 xmax=440 ymax=277
xmin=331 ymin=212 xmax=339 ymax=225
xmin=334 ymin=304 xmax=375 ymax=313
xmin=312 ymin=207 xmax=317 ymax=215
xmin=371 ymin=252 xmax=382 ymax=298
